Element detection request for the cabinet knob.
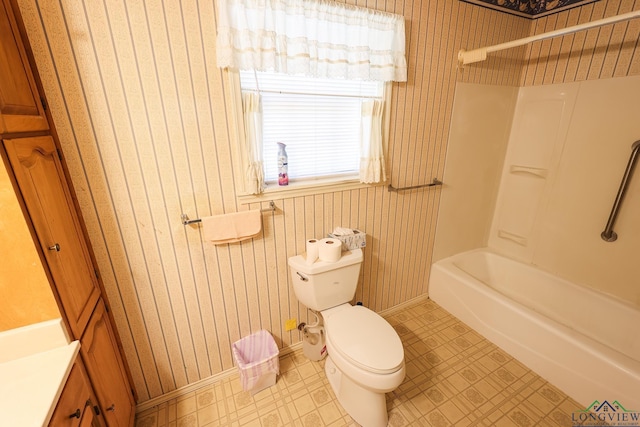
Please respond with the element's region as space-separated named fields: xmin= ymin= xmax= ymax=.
xmin=69 ymin=409 xmax=81 ymax=419
xmin=106 ymin=404 xmax=115 ymax=412
xmin=48 ymin=243 xmax=60 ymax=251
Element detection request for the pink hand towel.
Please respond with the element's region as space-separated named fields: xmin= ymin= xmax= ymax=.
xmin=202 ymin=210 xmax=262 ymax=244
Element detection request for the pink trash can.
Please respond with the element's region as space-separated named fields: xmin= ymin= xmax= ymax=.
xmin=232 ymin=330 xmax=279 ymax=394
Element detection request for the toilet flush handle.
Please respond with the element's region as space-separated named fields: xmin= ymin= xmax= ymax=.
xmin=296 ymin=272 xmax=308 ymax=282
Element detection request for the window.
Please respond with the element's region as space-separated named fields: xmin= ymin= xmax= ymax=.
xmin=240 ymin=70 xmax=385 ymax=186
xmin=216 ymin=0 xmax=407 ymax=196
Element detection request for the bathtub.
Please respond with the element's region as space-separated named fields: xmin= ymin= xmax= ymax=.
xmin=429 ymin=248 xmax=640 ymax=409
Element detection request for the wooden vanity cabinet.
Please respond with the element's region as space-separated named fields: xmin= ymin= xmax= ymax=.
xmin=3 ymin=135 xmax=102 ymax=338
xmin=81 ymin=301 xmax=135 ymax=427
xmin=3 ymin=135 xmax=135 ymax=427
xmin=1 ymin=1 xmax=137 ymax=426
xmin=0 ymin=0 xmax=48 ymax=133
xmin=49 ymin=360 xmax=104 ymax=427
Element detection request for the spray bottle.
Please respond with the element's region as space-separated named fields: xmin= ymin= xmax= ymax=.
xmin=277 ymin=142 xmax=288 ymax=186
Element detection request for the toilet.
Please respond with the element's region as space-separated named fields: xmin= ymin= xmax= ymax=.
xmin=288 ymin=249 xmax=405 ymax=427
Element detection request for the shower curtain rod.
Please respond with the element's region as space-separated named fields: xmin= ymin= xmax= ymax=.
xmin=458 ymin=10 xmax=640 ymax=65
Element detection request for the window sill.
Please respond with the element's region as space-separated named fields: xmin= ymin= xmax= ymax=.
xmin=237 ymin=176 xmax=385 ymax=204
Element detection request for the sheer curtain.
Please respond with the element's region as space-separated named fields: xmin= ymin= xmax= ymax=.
xmin=216 ymin=0 xmax=407 ymax=82
xmin=359 ymin=99 xmax=385 ymax=184
xmin=218 ymin=0 xmax=406 ymax=189
xmin=241 ymin=92 xmax=264 ymax=194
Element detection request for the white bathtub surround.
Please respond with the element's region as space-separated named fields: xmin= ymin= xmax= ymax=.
xmin=0 ymin=319 xmax=79 ymax=426
xmin=429 ymin=248 xmax=640 ymax=409
xmin=438 ymin=76 xmax=640 ymax=306
xmin=490 ymin=76 xmax=640 ymax=305
xmin=432 ymin=75 xmax=640 ymax=411
xmin=433 ymin=83 xmax=519 ymax=262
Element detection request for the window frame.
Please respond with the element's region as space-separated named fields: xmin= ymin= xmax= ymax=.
xmin=227 ymin=70 xmax=392 ymax=203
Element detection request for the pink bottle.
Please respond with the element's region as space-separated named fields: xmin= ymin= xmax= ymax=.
xmin=277 ymin=142 xmax=288 ymax=186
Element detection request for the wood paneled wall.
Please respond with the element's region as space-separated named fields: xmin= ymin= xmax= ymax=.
xmin=16 ymin=0 xmax=530 ymax=402
xmin=520 ymin=0 xmax=640 ymax=85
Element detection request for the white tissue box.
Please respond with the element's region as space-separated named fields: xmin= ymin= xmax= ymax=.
xmin=327 ymin=229 xmax=366 ymax=251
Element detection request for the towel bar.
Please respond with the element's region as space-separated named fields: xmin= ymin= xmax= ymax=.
xmin=181 ymin=201 xmax=276 ymax=226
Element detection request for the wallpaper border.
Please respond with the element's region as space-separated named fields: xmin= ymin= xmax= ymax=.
xmin=460 ymin=0 xmax=600 ymax=18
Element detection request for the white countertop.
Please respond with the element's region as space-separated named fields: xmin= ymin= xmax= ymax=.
xmin=0 ymin=319 xmax=79 ymax=427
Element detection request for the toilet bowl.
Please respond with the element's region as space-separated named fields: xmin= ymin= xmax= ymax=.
xmin=322 ymin=304 xmax=405 ymax=389
xmin=322 ymin=304 xmax=405 ymax=427
xmin=288 ymin=249 xmax=405 ymax=427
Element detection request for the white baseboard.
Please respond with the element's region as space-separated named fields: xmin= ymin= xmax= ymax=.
xmin=378 ymin=294 xmax=429 ymax=317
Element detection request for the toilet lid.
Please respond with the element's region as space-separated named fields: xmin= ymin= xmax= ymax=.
xmin=325 ymin=306 xmax=404 ymax=374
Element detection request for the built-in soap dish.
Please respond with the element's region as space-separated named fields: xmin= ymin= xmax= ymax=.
xmin=509 ymin=165 xmax=548 ymax=179
xmin=497 ymin=229 xmax=528 ymax=246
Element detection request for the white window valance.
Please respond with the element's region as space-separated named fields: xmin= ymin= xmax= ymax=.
xmin=216 ymin=0 xmax=407 ymax=82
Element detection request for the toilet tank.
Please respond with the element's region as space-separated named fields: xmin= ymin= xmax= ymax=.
xmin=288 ymin=249 xmax=363 ymax=311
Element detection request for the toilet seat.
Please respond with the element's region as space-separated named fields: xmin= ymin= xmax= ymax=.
xmin=323 ymin=305 xmax=404 ymax=374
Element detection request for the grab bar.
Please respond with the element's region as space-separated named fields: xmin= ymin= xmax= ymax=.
xmin=388 ymin=178 xmax=442 ymax=192
xmin=601 ymin=140 xmax=640 ymax=242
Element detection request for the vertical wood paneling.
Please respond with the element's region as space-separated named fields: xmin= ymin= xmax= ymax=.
xmin=521 ymin=0 xmax=640 ymax=86
xmin=551 ymin=8 xmax=581 ymax=84
xmin=542 ymin=14 xmax=563 ymax=85
xmin=615 ymin=8 xmax=640 ymax=76
xmin=18 ymin=0 xmax=537 ymax=402
xmin=457 ymin=7 xmax=530 ymax=85
xmin=534 ymin=14 xmax=556 ymax=84
xmin=576 ymin=2 xmax=607 ymax=81
xmin=600 ymin=2 xmax=628 ymax=78
xmin=587 ymin=0 xmax=621 ymax=79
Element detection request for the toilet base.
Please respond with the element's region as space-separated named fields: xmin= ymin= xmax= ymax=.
xmin=325 ymin=356 xmax=388 ymax=427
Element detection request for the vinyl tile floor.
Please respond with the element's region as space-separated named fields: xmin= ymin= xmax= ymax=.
xmin=134 ymin=298 xmax=583 ymax=427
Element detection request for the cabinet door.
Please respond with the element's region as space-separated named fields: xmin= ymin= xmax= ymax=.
xmin=0 ymin=0 xmax=48 ymax=133
xmin=79 ymin=410 xmax=103 ymax=427
xmin=81 ymin=300 xmax=135 ymax=427
xmin=3 ymin=135 xmax=100 ymax=337
xmin=49 ymin=361 xmax=104 ymax=427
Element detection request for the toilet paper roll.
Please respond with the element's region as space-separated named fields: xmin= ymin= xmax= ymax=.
xmin=318 ymin=238 xmax=342 ymax=262
xmin=306 ymin=239 xmax=319 ymax=265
